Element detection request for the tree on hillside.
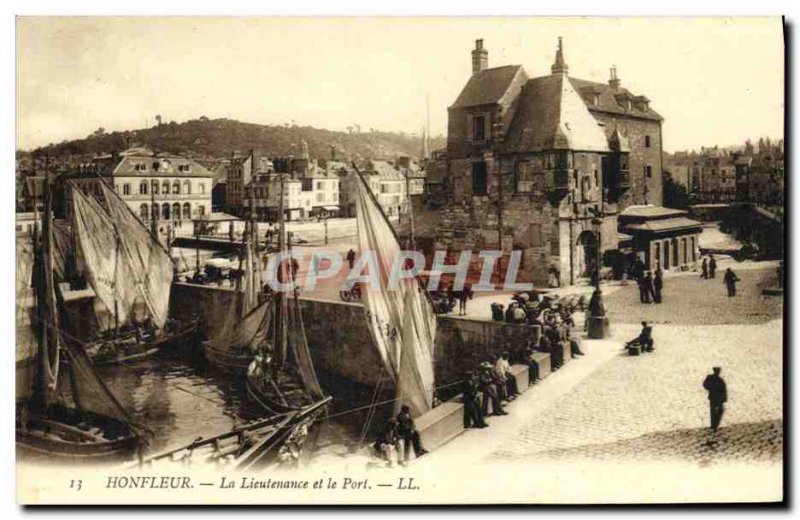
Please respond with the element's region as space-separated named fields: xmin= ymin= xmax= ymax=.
xmin=663 ymin=172 xmax=689 ymax=210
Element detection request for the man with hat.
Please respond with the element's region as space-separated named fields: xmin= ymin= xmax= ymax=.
xmin=396 ymin=404 xmax=428 ymax=462
xmin=373 ymin=417 xmax=400 ymax=466
xmin=702 ymin=367 xmax=727 ymax=432
xmin=494 ymin=352 xmax=520 ymax=400
xmin=461 ymin=370 xmax=487 ymax=429
xmin=478 ymin=362 xmax=507 ymax=416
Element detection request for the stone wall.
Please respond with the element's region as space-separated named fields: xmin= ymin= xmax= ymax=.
xmin=169 ymin=282 xmax=241 ymax=338
xmin=169 ymin=286 xmax=543 ymax=401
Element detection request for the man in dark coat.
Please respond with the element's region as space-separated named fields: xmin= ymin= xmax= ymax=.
xmin=346 ymin=249 xmax=356 ymax=269
xmin=373 ymin=418 xmax=400 ymax=466
xmin=701 ymin=257 xmax=708 ymax=279
xmin=634 ymin=257 xmax=646 ymax=281
xmin=626 ymin=321 xmax=654 ymax=352
xmin=461 ymin=371 xmax=487 ymax=429
xmin=396 ymin=405 xmax=428 ymax=461
xmin=702 ymin=367 xmax=727 ymax=432
xmin=478 ymin=363 xmax=507 ymax=416
xmin=641 ymin=271 xmax=654 ymax=304
xmin=709 ymin=254 xmax=717 ymax=278
xmin=653 ymin=270 xmax=664 ymax=304
xmin=723 ymin=268 xmax=741 ymax=297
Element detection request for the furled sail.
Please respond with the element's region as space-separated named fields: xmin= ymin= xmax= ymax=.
xmin=71 ymin=184 xmax=173 ymax=329
xmin=204 ymin=297 xmax=272 ymax=355
xmin=100 ymin=183 xmax=173 ymax=328
xmin=71 ymin=187 xmax=137 ymax=326
xmin=355 ymin=173 xmax=437 ymax=417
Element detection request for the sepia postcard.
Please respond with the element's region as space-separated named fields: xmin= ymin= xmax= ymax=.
xmin=14 ymin=16 xmax=785 ymax=505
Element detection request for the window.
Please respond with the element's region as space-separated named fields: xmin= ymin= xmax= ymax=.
xmin=139 ymin=181 xmax=148 ymax=195
xmin=173 ymin=181 xmax=181 ymax=194
xmin=162 ymin=181 xmax=170 ymax=195
xmin=529 ymin=223 xmax=543 ymax=247
xmin=183 ymin=203 xmax=191 ymax=220
xmin=199 ymin=183 xmax=205 ymax=194
xmin=139 ymin=204 xmax=149 ymax=220
xmin=473 ymin=115 xmax=486 ymax=142
xmin=152 ymin=181 xmax=159 ymax=194
xmin=472 ymin=161 xmax=488 ymax=196
xmin=645 ymin=165 xmax=653 ymax=178
xmin=184 ymin=181 xmax=191 ymax=194
xmin=316 ymin=181 xmax=323 ymax=190
xmin=123 ymin=183 xmax=131 ymax=196
xmin=645 ymin=135 xmax=651 ymax=148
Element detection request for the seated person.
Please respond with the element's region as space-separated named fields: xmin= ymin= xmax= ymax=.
xmin=520 ymin=345 xmax=540 ymax=384
xmin=512 ymin=305 xmax=527 ymax=324
xmin=461 ymin=371 xmax=488 ymax=429
xmin=373 ymin=418 xmax=400 ymax=467
xmin=565 ymin=325 xmax=585 ymax=358
xmin=478 ymin=363 xmax=507 ymax=416
xmin=494 ymin=352 xmax=520 ymax=398
xmin=396 ymin=405 xmax=428 ymax=462
xmin=491 ymin=303 xmax=505 ymax=322
xmin=626 ymin=321 xmax=654 ymax=352
xmin=505 ymin=303 xmax=518 ymax=324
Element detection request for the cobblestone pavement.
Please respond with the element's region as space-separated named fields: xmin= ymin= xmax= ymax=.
xmin=604 ymin=259 xmax=783 ymax=326
xmin=526 ymin=419 xmax=782 ymax=465
xmin=490 ymin=264 xmax=783 ymax=466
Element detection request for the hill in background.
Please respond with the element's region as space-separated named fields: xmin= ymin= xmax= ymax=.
xmin=18 ymin=117 xmax=446 ymax=164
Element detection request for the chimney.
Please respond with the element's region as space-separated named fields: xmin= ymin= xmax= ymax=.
xmin=330 ymin=145 xmax=337 ymax=161
xmin=609 ymin=66 xmax=621 ymax=90
xmin=472 ymin=39 xmax=488 ymax=75
xmin=551 ymin=37 xmax=569 ymax=75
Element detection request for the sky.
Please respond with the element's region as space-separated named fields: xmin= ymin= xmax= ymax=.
xmin=16 ymin=16 xmax=784 ymax=153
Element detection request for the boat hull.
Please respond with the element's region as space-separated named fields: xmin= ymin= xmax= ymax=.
xmin=203 ymin=346 xmax=252 ymax=376
xmin=90 ymin=321 xmax=199 ymax=367
xmin=16 ymin=407 xmax=139 ymax=463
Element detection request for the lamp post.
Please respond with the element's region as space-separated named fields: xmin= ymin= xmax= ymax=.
xmin=586 ymin=207 xmax=609 ymax=339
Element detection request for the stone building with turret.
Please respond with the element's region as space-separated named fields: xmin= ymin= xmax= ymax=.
xmin=425 ymin=38 xmax=666 ymax=286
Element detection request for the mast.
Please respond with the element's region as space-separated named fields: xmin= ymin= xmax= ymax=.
xmin=34 ymin=166 xmax=60 ymax=412
xmin=404 ymin=169 xmax=415 ymax=249
xmin=273 ymin=173 xmax=288 ymax=374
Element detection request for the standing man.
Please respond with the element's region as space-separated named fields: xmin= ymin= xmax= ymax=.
xmin=702 ymin=367 xmax=727 ymax=432
xmin=709 ymin=254 xmax=717 ymax=279
xmin=723 ymin=268 xmax=741 ymax=297
xmin=457 ymin=283 xmax=473 ymax=316
xmin=642 ymin=271 xmax=655 ymax=304
xmin=346 ymin=248 xmax=356 ymax=270
xmin=461 ymin=371 xmax=487 ymax=429
xmin=701 ymin=256 xmax=709 ymax=279
xmin=653 ymin=270 xmax=664 ymax=304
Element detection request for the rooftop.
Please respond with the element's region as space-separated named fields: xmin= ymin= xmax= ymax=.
xmin=619 ymin=205 xmax=687 ymax=219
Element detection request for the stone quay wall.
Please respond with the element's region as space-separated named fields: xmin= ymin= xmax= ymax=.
xmin=169 ymin=284 xmax=541 ymax=397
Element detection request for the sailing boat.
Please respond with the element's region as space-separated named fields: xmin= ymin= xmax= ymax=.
xmin=64 ymin=181 xmax=198 ymax=366
xmin=351 ymin=162 xmax=437 ymax=419
xmin=16 ymin=172 xmax=141 ymax=462
xmin=202 ymin=212 xmax=271 ymax=375
xmin=245 ymin=173 xmax=330 ymax=416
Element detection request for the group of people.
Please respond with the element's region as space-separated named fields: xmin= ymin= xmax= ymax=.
xmin=373 ymin=405 xmax=429 ymax=467
xmin=631 ymin=258 xmax=664 ymax=304
xmin=701 ymin=253 xmax=742 ymax=297
xmin=460 ymin=352 xmax=522 ymax=429
xmin=461 ymin=307 xmax=585 ymax=429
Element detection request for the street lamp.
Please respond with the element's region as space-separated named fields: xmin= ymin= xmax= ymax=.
xmin=586 ymin=207 xmax=609 ymax=339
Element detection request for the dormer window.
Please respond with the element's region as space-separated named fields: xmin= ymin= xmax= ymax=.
xmin=473 ymin=115 xmax=486 ymax=142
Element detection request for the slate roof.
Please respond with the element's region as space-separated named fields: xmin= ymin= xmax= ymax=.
xmin=450 ymin=65 xmax=526 ymax=108
xmin=625 ymin=217 xmax=703 ymax=233
xmin=619 ymin=205 xmax=687 ymax=219
xmin=569 ymin=78 xmax=663 ymax=121
xmin=505 ymin=73 xmax=610 ymax=153
xmin=109 ymin=155 xmax=213 ymax=178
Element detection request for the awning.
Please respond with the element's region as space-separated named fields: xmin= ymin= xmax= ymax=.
xmin=312 ymin=205 xmax=340 ymax=212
